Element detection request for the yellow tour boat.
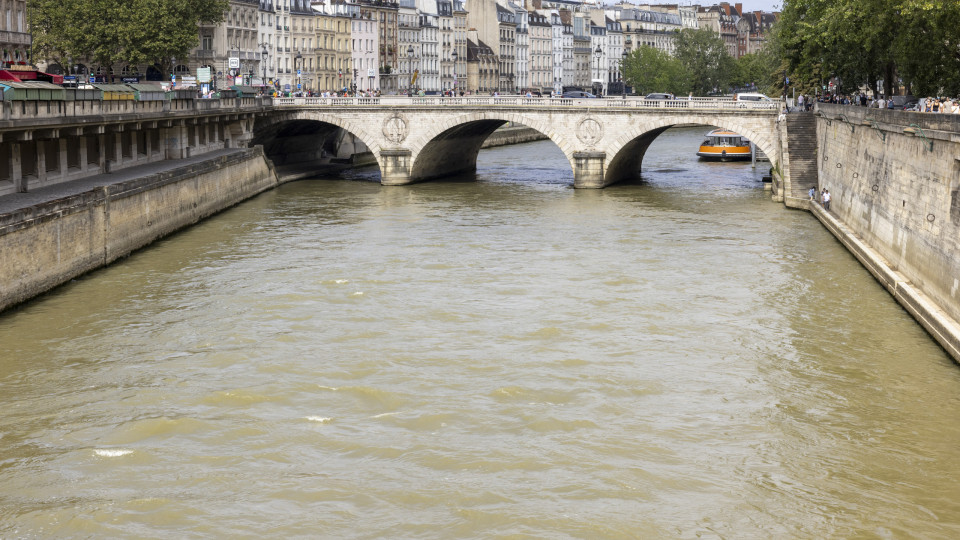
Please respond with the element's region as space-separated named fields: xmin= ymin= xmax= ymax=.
xmin=696 ymin=129 xmax=751 ymax=161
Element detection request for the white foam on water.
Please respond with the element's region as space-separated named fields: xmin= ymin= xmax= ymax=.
xmin=334 ymin=279 xmax=349 ymax=284
xmin=94 ymin=448 xmax=133 ymax=457
xmin=351 ymin=291 xmax=364 ymax=296
xmin=371 ymin=412 xmax=399 ymax=419
xmin=305 ymin=416 xmax=332 ymax=423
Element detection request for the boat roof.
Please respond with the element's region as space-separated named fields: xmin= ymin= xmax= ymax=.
xmin=705 ymin=129 xmax=742 ymax=137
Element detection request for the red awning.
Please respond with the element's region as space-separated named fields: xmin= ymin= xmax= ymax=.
xmin=0 ymin=70 xmax=64 ymax=84
xmin=38 ymin=72 xmax=64 ymax=84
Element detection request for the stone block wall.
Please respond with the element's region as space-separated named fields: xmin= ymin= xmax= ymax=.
xmin=816 ymin=104 xmax=960 ymax=325
xmin=0 ymin=147 xmax=279 ymax=312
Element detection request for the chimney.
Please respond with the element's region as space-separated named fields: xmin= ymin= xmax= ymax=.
xmin=735 ymin=3 xmax=742 ymax=15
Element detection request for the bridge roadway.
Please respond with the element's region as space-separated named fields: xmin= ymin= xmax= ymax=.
xmin=263 ymin=96 xmax=782 ymax=188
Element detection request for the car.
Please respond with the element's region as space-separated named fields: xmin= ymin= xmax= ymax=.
xmin=645 ymin=92 xmax=675 ymax=100
xmin=734 ymin=92 xmax=772 ymax=102
xmin=562 ymin=91 xmax=596 ymax=98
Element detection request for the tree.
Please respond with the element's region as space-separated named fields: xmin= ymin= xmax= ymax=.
xmin=673 ymin=28 xmax=734 ymax=95
xmin=28 ymin=0 xmax=228 ymax=76
xmin=772 ymin=0 xmax=960 ymax=97
xmin=622 ymin=45 xmax=690 ymax=96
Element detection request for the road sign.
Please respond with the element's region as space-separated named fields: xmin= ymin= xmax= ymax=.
xmin=229 ymin=57 xmax=240 ymax=69
xmin=297 ymin=69 xmax=301 ymax=76
xmin=297 ymin=83 xmax=301 ymax=89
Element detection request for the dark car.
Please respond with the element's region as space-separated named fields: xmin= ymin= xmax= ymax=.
xmin=562 ymin=91 xmax=596 ymax=98
xmin=645 ymin=93 xmax=675 ymax=100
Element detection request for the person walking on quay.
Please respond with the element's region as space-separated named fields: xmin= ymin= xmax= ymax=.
xmin=797 ymin=93 xmax=804 ymax=112
xmin=822 ymin=189 xmax=831 ymax=211
xmin=809 ymin=186 xmax=817 ymax=201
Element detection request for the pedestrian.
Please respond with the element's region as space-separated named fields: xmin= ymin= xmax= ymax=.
xmin=809 ymin=186 xmax=816 ymax=201
xmin=797 ymin=94 xmax=804 ymax=112
xmin=822 ymin=189 xmax=831 ymax=211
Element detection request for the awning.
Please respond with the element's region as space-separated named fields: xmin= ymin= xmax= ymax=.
xmin=0 ymin=70 xmax=65 ymax=84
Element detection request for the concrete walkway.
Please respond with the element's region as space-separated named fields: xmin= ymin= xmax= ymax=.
xmin=0 ymin=149 xmax=245 ymax=216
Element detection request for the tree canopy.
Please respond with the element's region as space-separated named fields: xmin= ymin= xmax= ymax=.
xmin=622 ymin=45 xmax=690 ymax=96
xmin=623 ymin=29 xmax=739 ymax=96
xmin=773 ymin=0 xmax=960 ymax=96
xmin=28 ymin=0 xmax=227 ymax=74
xmin=673 ymin=28 xmax=734 ymax=96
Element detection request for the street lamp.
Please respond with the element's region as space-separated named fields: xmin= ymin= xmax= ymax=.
xmin=452 ymin=50 xmax=458 ymax=93
xmin=295 ymin=51 xmax=302 ymax=94
xmin=594 ymin=45 xmax=602 ymax=97
xmin=621 ymin=50 xmax=628 ymax=98
xmin=407 ymin=45 xmax=416 ymax=95
xmin=260 ymin=42 xmax=270 ymax=88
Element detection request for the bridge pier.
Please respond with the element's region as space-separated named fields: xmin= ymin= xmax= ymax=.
xmin=379 ymin=149 xmax=413 ymax=186
xmin=573 ymin=151 xmax=607 ymax=189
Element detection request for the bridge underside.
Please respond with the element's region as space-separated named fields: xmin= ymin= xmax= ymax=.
xmin=252 ymin=119 xmax=374 ymax=179
xmin=409 ymin=120 xmax=507 ymax=182
xmin=604 ymin=127 xmax=671 ymax=185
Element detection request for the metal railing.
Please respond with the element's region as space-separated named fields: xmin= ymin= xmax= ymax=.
xmin=272 ymin=95 xmax=781 ymax=111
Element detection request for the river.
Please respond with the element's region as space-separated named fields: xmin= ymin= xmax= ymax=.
xmin=1 ymin=126 xmax=959 ymax=538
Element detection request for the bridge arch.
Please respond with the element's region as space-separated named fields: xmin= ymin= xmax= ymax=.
xmin=253 ymin=111 xmax=385 ymax=177
xmin=408 ymin=111 xmax=576 ymax=182
xmin=601 ymin=114 xmax=779 ymax=185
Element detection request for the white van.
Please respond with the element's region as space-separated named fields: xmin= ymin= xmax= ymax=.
xmin=734 ymin=92 xmax=771 ymax=102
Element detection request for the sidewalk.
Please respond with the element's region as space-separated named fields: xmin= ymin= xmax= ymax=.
xmin=0 ymin=149 xmax=245 ymax=216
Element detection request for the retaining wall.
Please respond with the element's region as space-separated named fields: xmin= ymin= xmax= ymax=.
xmin=0 ymin=147 xmax=279 ymax=312
xmin=815 ymin=104 xmax=960 ymax=359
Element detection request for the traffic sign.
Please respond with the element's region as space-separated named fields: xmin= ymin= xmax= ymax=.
xmin=297 ymin=83 xmax=301 ymax=89
xmin=297 ymin=69 xmax=301 ymax=76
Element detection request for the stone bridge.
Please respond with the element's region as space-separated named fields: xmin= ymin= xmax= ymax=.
xmin=260 ymin=96 xmax=782 ymax=188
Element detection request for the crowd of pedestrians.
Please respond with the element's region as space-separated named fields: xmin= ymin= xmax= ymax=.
xmin=796 ymin=92 xmax=960 ymax=114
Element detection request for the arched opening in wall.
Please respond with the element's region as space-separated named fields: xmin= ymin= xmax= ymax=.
xmin=410 ymin=119 xmax=569 ymax=184
xmin=605 ymin=124 xmax=773 ymax=189
xmin=252 ymin=119 xmax=380 ymax=181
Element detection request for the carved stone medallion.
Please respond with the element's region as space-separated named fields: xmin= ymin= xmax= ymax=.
xmin=577 ymin=117 xmax=603 ymax=146
xmin=382 ymin=113 xmax=408 ymax=144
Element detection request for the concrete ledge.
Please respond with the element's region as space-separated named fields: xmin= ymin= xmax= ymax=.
xmin=812 ymin=204 xmax=960 ymax=362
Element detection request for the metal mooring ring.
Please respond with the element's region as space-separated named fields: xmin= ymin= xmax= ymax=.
xmin=927 ymin=214 xmax=936 ymax=223
xmin=853 ymin=173 xmax=859 ymax=179
xmin=836 ymin=163 xmax=843 ymax=168
xmin=871 ymin=184 xmax=880 ymax=192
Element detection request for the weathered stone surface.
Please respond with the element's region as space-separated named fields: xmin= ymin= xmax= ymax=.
xmin=260 ymin=106 xmax=781 ymax=188
xmin=815 ymin=104 xmax=960 ymax=360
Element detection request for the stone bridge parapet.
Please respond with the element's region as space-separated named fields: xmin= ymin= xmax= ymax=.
xmin=262 ymin=96 xmax=783 ymax=188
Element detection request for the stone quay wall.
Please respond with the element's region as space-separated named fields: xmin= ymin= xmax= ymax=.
xmin=480 ymin=124 xmax=549 ymax=148
xmin=0 ymin=147 xmax=279 ymax=312
xmin=816 ymin=104 xmax=960 ymax=359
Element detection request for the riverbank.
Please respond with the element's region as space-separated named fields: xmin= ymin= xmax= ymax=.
xmin=811 ymin=203 xmax=960 ymax=362
xmin=0 ymin=147 xmax=280 ymax=312
xmin=481 ymin=124 xmax=548 ymax=148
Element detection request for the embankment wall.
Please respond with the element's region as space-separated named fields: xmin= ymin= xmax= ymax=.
xmin=0 ymin=147 xmax=279 ymax=312
xmin=815 ymin=104 xmax=960 ymax=359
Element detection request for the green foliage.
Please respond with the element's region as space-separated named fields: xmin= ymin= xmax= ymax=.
xmin=622 ymin=46 xmax=690 ymax=96
xmin=773 ymin=0 xmax=960 ymax=96
xmin=673 ymin=28 xmax=734 ymax=96
xmin=28 ymin=0 xmax=227 ymax=73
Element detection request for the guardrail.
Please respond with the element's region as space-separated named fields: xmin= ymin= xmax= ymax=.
xmin=271 ymin=96 xmax=782 ymax=111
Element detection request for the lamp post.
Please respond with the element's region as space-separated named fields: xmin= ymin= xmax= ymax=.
xmin=295 ymin=51 xmax=302 ymax=94
xmin=260 ymin=42 xmax=269 ymax=88
xmin=452 ymin=50 xmax=458 ymax=94
xmin=594 ymin=45 xmax=602 ymax=97
xmin=407 ymin=45 xmax=413 ymax=94
xmin=621 ymin=50 xmax=628 ymax=98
